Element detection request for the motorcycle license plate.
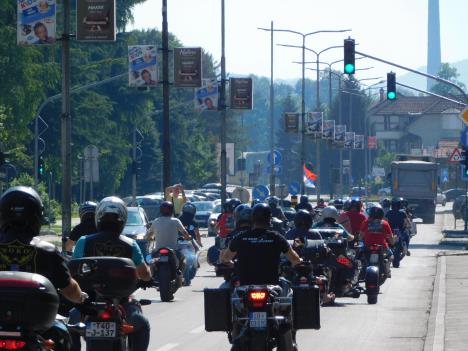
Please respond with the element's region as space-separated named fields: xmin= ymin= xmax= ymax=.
xmin=370 ymin=253 xmax=379 ymax=264
xmin=158 ymin=256 xmax=169 ymax=262
xmin=249 ymin=312 xmax=267 ymax=329
xmin=85 ymin=322 xmax=117 ymax=338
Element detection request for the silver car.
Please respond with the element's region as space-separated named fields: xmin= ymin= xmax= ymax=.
xmin=123 ymin=207 xmax=150 ymax=256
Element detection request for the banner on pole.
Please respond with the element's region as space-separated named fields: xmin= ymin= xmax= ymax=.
xmin=368 ymin=136 xmax=377 ymax=149
xmin=76 ymin=0 xmax=116 ymax=41
xmin=230 ymin=78 xmax=253 ymax=110
xmin=195 ymin=78 xmax=218 ymax=111
xmin=128 ymin=45 xmax=157 ymax=88
xmin=305 ymin=112 xmax=323 ymax=137
xmin=344 ymin=132 xmax=354 ymax=149
xmin=17 ymin=0 xmax=56 ymax=45
xmin=334 ymin=125 xmax=346 ymax=143
xmin=322 ymin=119 xmax=335 ymax=140
xmin=174 ymin=47 xmax=202 ymax=87
xmin=354 ymin=134 xmax=364 ymax=149
xmin=284 ymin=113 xmax=299 ymax=133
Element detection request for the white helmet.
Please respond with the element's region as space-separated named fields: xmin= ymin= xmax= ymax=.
xmin=95 ymin=196 xmax=128 ymax=230
xmin=321 ymin=206 xmax=339 ymax=221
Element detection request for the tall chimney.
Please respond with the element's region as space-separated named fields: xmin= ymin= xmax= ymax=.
xmin=427 ymin=0 xmax=441 ymax=90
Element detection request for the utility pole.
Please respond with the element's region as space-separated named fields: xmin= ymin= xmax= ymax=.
xmin=132 ymin=128 xmax=143 ymax=201
xmin=219 ymin=0 xmax=227 ymax=207
xmin=61 ymin=0 xmax=71 ymax=252
xmin=162 ymin=0 xmax=171 ymax=191
xmin=315 ymin=56 xmax=321 ymax=200
xmin=269 ymin=21 xmax=275 ymax=196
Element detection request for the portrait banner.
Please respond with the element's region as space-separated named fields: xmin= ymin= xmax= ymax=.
xmin=195 ymin=78 xmax=218 ymax=111
xmin=17 ymin=0 xmax=56 ymax=45
xmin=128 ymin=45 xmax=157 ymax=88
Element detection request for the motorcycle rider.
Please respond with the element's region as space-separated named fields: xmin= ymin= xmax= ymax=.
xmin=312 ymin=206 xmax=354 ymax=242
xmin=216 ymin=198 xmax=241 ymax=244
xmin=0 ymin=186 xmax=86 ymax=351
xmin=267 ymin=196 xmax=287 ymax=221
xmin=285 ymin=209 xmax=321 ymax=240
xmin=65 ymin=201 xmax=97 ymax=254
xmin=385 ymin=197 xmax=412 ymax=256
xmin=332 ymin=199 xmax=344 ymax=212
xmin=178 ymin=202 xmax=203 ymax=248
xmin=178 ymin=202 xmax=202 ymax=286
xmin=380 ymin=198 xmax=391 ymax=216
xmin=295 ymin=195 xmax=313 ymax=212
xmin=73 ymin=196 xmax=153 ymax=351
xmin=344 ymin=198 xmax=366 ymax=239
xmin=315 ymin=198 xmax=327 ymax=209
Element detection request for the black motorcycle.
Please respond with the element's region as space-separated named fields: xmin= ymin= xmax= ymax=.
xmin=362 ymin=244 xmax=391 ymax=304
xmin=391 ymin=228 xmax=408 ymax=268
xmin=0 ymin=271 xmax=62 ymax=351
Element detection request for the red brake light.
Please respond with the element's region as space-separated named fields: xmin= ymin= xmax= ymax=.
xmin=248 ymin=290 xmax=268 ymax=307
xmin=99 ymin=311 xmax=112 ymax=320
xmin=336 ymin=256 xmax=353 ymax=268
xmin=299 ymin=276 xmax=308 ymax=284
xmin=0 ymin=340 xmax=27 ymax=350
xmin=0 ymin=279 xmax=41 ymax=289
xmin=159 ymin=249 xmax=169 ymax=255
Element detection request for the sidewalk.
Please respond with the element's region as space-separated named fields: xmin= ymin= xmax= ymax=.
xmin=440 ymin=203 xmax=468 ymax=249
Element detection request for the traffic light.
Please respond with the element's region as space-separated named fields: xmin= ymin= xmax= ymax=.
xmin=462 ymin=149 xmax=468 ymax=177
xmin=387 ymin=72 xmax=397 ymax=100
xmin=38 ymin=156 xmax=45 ymax=181
xmin=343 ymin=38 xmax=355 ymax=74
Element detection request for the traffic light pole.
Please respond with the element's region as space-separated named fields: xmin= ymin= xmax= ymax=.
xmin=219 ymin=0 xmax=227 ymax=207
xmin=396 ymin=82 xmax=466 ymax=106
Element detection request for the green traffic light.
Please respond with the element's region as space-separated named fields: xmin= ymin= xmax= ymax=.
xmin=387 ymin=91 xmax=396 ymax=100
xmin=344 ymin=63 xmax=355 ymax=74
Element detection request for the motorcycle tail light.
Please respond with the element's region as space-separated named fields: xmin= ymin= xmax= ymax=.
xmin=159 ymin=248 xmax=169 ymax=255
xmin=369 ymin=244 xmax=380 ymax=252
xmin=121 ymin=324 xmax=134 ymax=334
xmin=299 ymin=276 xmax=308 ymax=284
xmin=99 ymin=307 xmax=113 ymax=320
xmin=41 ymin=340 xmax=55 ymax=350
xmin=0 ymin=340 xmax=27 ymax=350
xmin=248 ymin=290 xmax=268 ymax=308
xmin=336 ymin=256 xmax=353 ymax=268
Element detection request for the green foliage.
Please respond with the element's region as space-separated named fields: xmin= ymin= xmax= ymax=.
xmin=431 ymin=63 xmax=466 ymax=96
xmin=375 ymin=146 xmax=396 ymax=173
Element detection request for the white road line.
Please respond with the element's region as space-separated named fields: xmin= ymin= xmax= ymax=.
xmin=189 ymin=324 xmax=205 ymax=334
xmin=433 ymin=255 xmax=446 ymax=351
xmin=154 ymin=343 xmax=179 ymax=351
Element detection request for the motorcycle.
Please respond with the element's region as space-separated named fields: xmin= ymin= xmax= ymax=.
xmin=391 ymin=228 xmax=408 ymax=268
xmin=177 ymin=237 xmax=200 ymax=286
xmin=146 ymin=246 xmax=184 ymax=302
xmin=67 ymin=257 xmax=152 ymax=351
xmin=0 ymin=271 xmax=62 ymax=351
xmin=362 ymin=243 xmax=391 ymax=304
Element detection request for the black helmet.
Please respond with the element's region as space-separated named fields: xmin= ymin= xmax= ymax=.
xmin=333 ymin=199 xmax=344 ymax=210
xmin=0 ymin=186 xmax=44 ymax=236
xmin=267 ymin=196 xmax=279 ymax=209
xmin=294 ymin=209 xmax=313 ymax=229
xmin=95 ymin=196 xmax=128 ymax=233
xmin=391 ymin=197 xmax=401 ymax=209
xmin=252 ymin=203 xmax=272 ymax=226
xmin=225 ymin=198 xmax=241 ymax=213
xmin=251 ymin=198 xmax=261 ymax=207
xmin=282 ymin=199 xmax=292 ymax=208
xmin=343 ymin=199 xmax=351 ymax=211
xmin=401 ymin=198 xmax=408 ymax=209
xmin=79 ymin=201 xmax=97 ymax=220
xmin=300 ymin=195 xmax=309 ymax=204
xmin=368 ymin=206 xmax=385 ymax=220
xmin=234 ymin=204 xmax=252 ymax=226
xmin=159 ymin=201 xmax=174 ymax=216
xmin=380 ymin=198 xmax=391 ymax=208
xmin=182 ymin=202 xmax=196 ymax=215
xmin=350 ymin=198 xmax=362 ymax=211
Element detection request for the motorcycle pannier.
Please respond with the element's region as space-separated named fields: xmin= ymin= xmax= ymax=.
xmin=68 ymin=257 xmax=137 ymax=298
xmin=302 ymin=240 xmax=329 ymax=264
xmin=0 ymin=271 xmax=59 ymax=331
xmin=292 ymin=285 xmax=320 ymax=330
xmin=203 ymin=288 xmax=232 ymax=332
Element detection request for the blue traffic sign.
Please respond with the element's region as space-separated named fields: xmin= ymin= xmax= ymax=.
xmin=253 ymin=185 xmax=270 ymax=201
xmin=267 ymin=150 xmax=282 ymax=166
xmin=288 ymin=181 xmax=301 ymax=196
xmin=461 ymin=127 xmax=468 ymax=148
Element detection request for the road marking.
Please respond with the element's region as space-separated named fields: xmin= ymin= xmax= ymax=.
xmin=154 ymin=343 xmax=179 ymax=351
xmin=189 ymin=324 xmax=205 ymax=334
xmin=433 ymin=255 xmax=446 ymax=351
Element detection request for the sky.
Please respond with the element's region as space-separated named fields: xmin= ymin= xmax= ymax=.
xmin=129 ymin=0 xmax=468 ymax=84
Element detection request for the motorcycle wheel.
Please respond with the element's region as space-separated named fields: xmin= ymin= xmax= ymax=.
xmin=158 ymin=265 xmax=174 ymax=302
xmin=248 ymin=331 xmax=269 ymax=351
xmin=277 ymin=329 xmax=295 ymax=351
xmin=393 ymin=246 xmax=401 ymax=268
xmin=367 ymin=294 xmax=378 ymax=304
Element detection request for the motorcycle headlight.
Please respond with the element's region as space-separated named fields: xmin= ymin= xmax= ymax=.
xmin=209 ymin=219 xmax=216 ymax=226
xmin=136 ymin=233 xmax=146 ymax=240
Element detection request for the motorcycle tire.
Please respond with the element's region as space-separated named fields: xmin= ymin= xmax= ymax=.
xmin=277 ymin=329 xmax=295 ymax=351
xmin=367 ymin=294 xmax=378 ymax=304
xmin=248 ymin=331 xmax=269 ymax=351
xmin=393 ymin=247 xmax=401 ymax=268
xmin=158 ymin=265 xmax=174 ymax=302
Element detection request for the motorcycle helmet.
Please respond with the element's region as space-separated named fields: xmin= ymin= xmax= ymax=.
xmin=226 ymin=198 xmax=241 ymax=213
xmin=380 ymin=198 xmax=391 ymax=208
xmin=343 ymin=199 xmax=352 ymax=211
xmin=391 ymin=197 xmax=402 ymax=210
xmin=321 ymin=206 xmax=339 ymax=221
xmin=368 ymin=206 xmax=385 ymax=220
xmin=79 ymin=201 xmax=97 ymax=220
xmin=0 ymin=186 xmax=44 ymax=236
xmin=294 ymin=209 xmax=313 ymax=229
xmin=234 ymin=204 xmax=252 ymax=227
xmin=350 ymin=198 xmax=362 ymax=211
xmin=300 ymin=195 xmax=309 ymax=204
xmin=182 ymin=202 xmax=197 ymax=216
xmin=282 ymin=199 xmax=292 ymax=208
xmin=333 ymin=199 xmax=344 ymax=210
xmin=400 ymin=198 xmax=408 ymax=209
xmin=251 ymin=198 xmax=261 ymax=207
xmin=267 ymin=196 xmax=280 ymax=209
xmin=159 ymin=201 xmax=174 ymax=217
xmin=95 ymin=196 xmax=128 ymax=233
xmin=252 ymin=203 xmax=272 ymax=226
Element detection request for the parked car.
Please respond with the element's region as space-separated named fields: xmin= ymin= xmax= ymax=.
xmin=123 ymin=207 xmax=150 ymax=256
xmin=443 ymin=188 xmax=467 ymax=202
xmin=436 ymin=192 xmax=447 ymax=206
xmin=126 ymin=195 xmax=164 ymax=221
xmin=192 ymin=201 xmax=215 ymax=228
xmin=208 ymin=202 xmax=222 ymax=237
xmin=202 ymin=183 xmax=222 ymax=190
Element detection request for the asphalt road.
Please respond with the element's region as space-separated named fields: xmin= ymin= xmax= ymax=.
xmin=131 ymin=209 xmax=448 ymax=351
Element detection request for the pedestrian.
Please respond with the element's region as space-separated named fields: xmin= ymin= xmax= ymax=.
xmin=165 ymin=183 xmax=187 ymax=217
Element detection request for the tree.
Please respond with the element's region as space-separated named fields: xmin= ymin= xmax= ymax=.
xmin=431 ymin=63 xmax=466 ymax=96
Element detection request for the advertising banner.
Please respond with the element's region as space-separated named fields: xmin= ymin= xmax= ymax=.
xmin=305 ymin=112 xmax=323 ymax=137
xmin=17 ymin=0 xmax=56 ymax=45
xmin=174 ymin=47 xmax=202 ymax=87
xmin=128 ymin=45 xmax=157 ymax=88
xmin=334 ymin=124 xmax=346 ymax=143
xmin=368 ymin=136 xmax=377 ymax=149
xmin=354 ymin=134 xmax=364 ymax=149
xmin=284 ymin=113 xmax=299 ymax=133
xmin=195 ymin=78 xmax=218 ymax=111
xmin=230 ymin=78 xmax=253 ymax=110
xmin=76 ymin=0 xmax=116 ymax=41
xmin=344 ymin=132 xmax=355 ymax=149
xmin=322 ymin=119 xmax=335 ymax=140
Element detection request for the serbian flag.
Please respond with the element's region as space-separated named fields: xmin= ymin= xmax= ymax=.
xmin=303 ymin=163 xmax=317 ymax=188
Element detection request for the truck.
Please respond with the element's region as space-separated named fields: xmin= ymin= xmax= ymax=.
xmin=391 ymin=160 xmax=438 ymax=224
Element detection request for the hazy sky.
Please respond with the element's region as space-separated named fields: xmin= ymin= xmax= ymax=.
xmin=130 ymin=0 xmax=467 ymax=83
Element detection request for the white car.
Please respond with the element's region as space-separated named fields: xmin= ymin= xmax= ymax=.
xmin=208 ymin=202 xmax=222 ymax=237
xmin=436 ymin=192 xmax=447 ymax=206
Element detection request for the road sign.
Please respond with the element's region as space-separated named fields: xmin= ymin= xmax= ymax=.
xmin=288 ymin=181 xmax=300 ymax=196
xmin=460 ymin=127 xmax=468 ymax=148
xmin=458 ymin=106 xmax=468 ymax=126
xmin=449 ymin=147 xmax=463 ymax=163
xmin=232 ymin=187 xmax=250 ymax=203
xmin=267 ymin=150 xmax=282 ymax=166
xmin=252 ymin=185 xmax=270 ymax=201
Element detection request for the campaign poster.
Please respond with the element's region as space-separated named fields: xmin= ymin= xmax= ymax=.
xmin=322 ymin=119 xmax=335 ymax=140
xmin=195 ymin=78 xmax=218 ymax=111
xmin=344 ymin=132 xmax=355 ymax=149
xmin=76 ymin=0 xmax=116 ymax=41
xmin=17 ymin=0 xmax=56 ymax=45
xmin=174 ymin=47 xmax=202 ymax=87
xmin=368 ymin=136 xmax=377 ymax=149
xmin=128 ymin=45 xmax=157 ymax=88
xmin=354 ymin=134 xmax=364 ymax=149
xmin=305 ymin=112 xmax=323 ymax=137
xmin=335 ymin=125 xmax=346 ymax=143
xmin=284 ymin=113 xmax=299 ymax=133
xmin=230 ymin=78 xmax=253 ymax=110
